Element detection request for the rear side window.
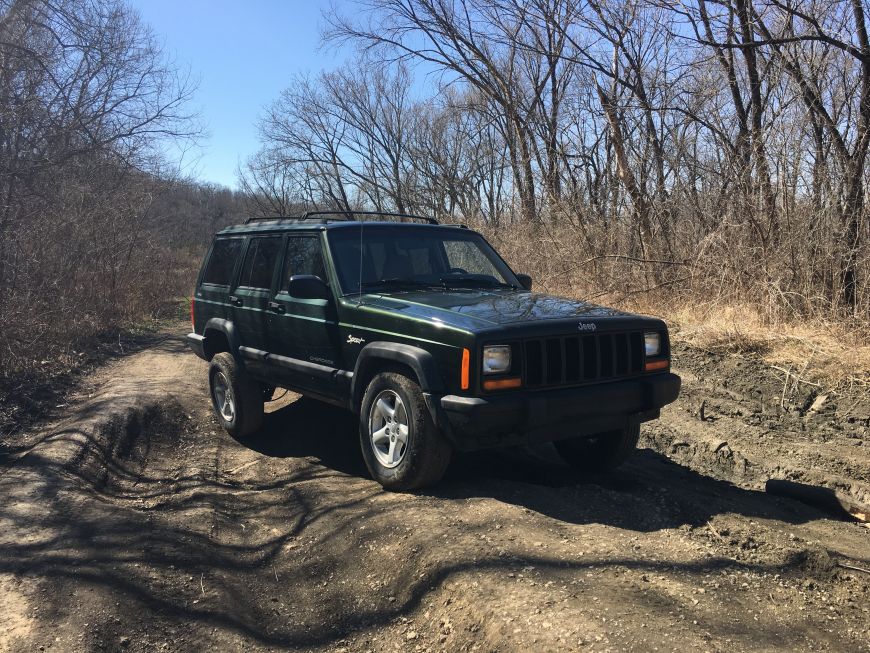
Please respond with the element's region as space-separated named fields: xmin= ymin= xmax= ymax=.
xmin=202 ymin=238 xmax=243 ymax=286
xmin=238 ymin=236 xmax=282 ymax=289
xmin=283 ymin=236 xmax=325 ymax=287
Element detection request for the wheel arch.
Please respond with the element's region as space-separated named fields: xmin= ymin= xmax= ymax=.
xmin=202 ymin=318 xmax=241 ymax=362
xmin=351 ymin=342 xmax=444 ymax=411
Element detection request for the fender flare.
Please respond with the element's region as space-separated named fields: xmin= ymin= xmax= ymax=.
xmin=351 ymin=341 xmax=444 ymax=408
xmin=202 ymin=318 xmax=242 ymax=362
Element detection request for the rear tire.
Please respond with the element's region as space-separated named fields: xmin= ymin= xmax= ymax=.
xmin=208 ymin=352 xmax=264 ymax=438
xmin=554 ymin=422 xmax=640 ymax=472
xmin=359 ymin=372 xmax=451 ymax=491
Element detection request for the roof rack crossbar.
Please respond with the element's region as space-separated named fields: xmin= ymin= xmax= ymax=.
xmin=301 ymin=210 xmax=438 ymax=225
xmin=243 ymin=216 xmax=292 ymax=224
xmin=243 ymin=211 xmax=439 ymax=225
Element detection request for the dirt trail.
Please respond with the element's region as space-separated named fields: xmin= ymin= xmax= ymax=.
xmin=1 ymin=329 xmax=868 ymax=653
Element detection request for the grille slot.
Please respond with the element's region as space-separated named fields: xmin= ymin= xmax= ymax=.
xmin=522 ymin=330 xmax=644 ymax=389
xmin=582 ymin=335 xmax=597 ymax=379
xmin=615 ymin=333 xmax=628 ymax=375
xmin=546 ymin=339 xmax=562 ymax=384
xmin=629 ymin=332 xmax=643 ymax=373
xmin=600 ymin=334 xmax=614 ymax=377
xmin=564 ymin=337 xmax=580 ymax=382
xmin=525 ymin=340 xmax=543 ymax=386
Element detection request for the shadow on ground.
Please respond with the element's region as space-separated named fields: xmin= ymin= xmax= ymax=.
xmin=251 ymin=396 xmax=825 ymax=533
xmin=0 ymin=393 xmax=851 ymax=651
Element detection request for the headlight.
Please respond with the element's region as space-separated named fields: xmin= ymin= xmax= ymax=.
xmin=482 ymin=345 xmax=511 ymax=374
xmin=644 ymin=331 xmax=662 ymax=357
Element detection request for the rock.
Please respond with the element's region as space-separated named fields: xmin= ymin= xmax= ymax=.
xmin=809 ymin=395 xmax=829 ymax=413
xmin=120 ymin=636 xmax=131 ymax=647
xmin=406 ymin=631 xmax=418 ymax=641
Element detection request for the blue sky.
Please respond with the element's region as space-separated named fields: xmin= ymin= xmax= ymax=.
xmin=129 ymin=0 xmax=350 ymax=189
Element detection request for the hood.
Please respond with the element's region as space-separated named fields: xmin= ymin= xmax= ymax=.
xmin=358 ymin=289 xmax=646 ymax=333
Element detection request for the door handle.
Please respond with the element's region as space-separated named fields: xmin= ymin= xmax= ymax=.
xmin=267 ymin=301 xmax=285 ymax=314
xmin=229 ymin=295 xmax=243 ymax=306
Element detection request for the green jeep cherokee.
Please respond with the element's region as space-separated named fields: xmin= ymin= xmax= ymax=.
xmin=187 ymin=211 xmax=680 ymax=490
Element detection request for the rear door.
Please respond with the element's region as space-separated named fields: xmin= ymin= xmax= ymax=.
xmin=231 ymin=234 xmax=284 ymax=378
xmin=196 ymin=236 xmax=245 ymax=327
xmin=268 ymin=233 xmax=341 ymax=395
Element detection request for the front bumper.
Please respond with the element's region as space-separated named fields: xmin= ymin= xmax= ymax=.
xmin=435 ymin=372 xmax=680 ymax=451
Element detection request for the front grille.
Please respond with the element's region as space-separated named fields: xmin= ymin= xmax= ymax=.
xmin=521 ymin=331 xmax=643 ymax=388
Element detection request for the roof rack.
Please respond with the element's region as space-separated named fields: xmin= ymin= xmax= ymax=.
xmin=244 ymin=211 xmax=439 ymax=225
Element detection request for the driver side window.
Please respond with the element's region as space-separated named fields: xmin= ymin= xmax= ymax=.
xmin=283 ymin=236 xmax=326 ymax=288
xmin=443 ymin=240 xmax=496 ymax=276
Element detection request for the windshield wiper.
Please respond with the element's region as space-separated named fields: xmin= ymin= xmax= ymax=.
xmin=439 ymin=275 xmax=516 ymax=290
xmin=360 ymin=278 xmax=436 ymax=290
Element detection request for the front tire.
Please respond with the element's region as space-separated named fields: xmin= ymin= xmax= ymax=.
xmin=359 ymin=372 xmax=451 ymax=491
xmin=208 ymin=352 xmax=264 ymax=438
xmin=554 ymin=422 xmax=640 ymax=472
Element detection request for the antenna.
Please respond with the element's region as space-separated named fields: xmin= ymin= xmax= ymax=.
xmin=357 ymin=220 xmax=364 ymax=304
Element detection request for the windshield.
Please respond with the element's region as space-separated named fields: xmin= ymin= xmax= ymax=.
xmin=327 ymin=226 xmax=518 ymax=294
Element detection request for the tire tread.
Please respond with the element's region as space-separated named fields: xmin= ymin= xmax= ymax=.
xmin=359 ymin=372 xmax=451 ymax=491
xmin=209 ymin=352 xmax=264 ymax=438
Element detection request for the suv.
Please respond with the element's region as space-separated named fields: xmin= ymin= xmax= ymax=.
xmin=187 ymin=212 xmax=680 ymax=490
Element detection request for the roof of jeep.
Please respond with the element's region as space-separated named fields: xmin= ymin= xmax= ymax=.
xmin=216 ymin=219 xmax=473 ymax=237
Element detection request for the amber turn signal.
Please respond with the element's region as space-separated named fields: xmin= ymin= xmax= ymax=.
xmin=644 ymin=359 xmax=669 ymax=372
xmin=461 ymin=348 xmax=470 ymax=390
xmin=482 ymin=377 xmax=522 ymax=391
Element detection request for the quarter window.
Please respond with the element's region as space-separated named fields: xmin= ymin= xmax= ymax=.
xmin=283 ymin=236 xmax=325 ymax=287
xmin=202 ymin=238 xmax=243 ymax=286
xmin=238 ymin=236 xmax=282 ymax=289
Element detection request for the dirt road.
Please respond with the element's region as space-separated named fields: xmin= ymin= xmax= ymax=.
xmin=1 ymin=327 xmax=868 ymax=652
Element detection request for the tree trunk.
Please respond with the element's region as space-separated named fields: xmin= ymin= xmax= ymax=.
xmin=841 ymin=161 xmax=864 ymax=313
xmin=596 ymin=83 xmax=653 ymax=260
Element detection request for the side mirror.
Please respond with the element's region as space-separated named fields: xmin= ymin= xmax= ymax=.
xmin=288 ymin=275 xmax=330 ymax=300
xmin=516 ymin=273 xmax=533 ymax=291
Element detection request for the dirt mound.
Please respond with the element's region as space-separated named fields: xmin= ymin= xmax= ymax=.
xmin=646 ymin=343 xmax=870 ymax=511
xmin=674 ymin=342 xmax=870 ymax=426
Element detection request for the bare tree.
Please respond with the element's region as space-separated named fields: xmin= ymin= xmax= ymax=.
xmin=747 ymin=0 xmax=869 ymax=312
xmin=237 ymin=0 xmax=870 ymax=321
xmin=0 ymin=0 xmax=198 ymax=373
xmin=324 ymin=0 xmax=570 ymax=222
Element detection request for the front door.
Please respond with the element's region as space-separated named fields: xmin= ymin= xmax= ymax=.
xmin=268 ymin=233 xmax=341 ymax=394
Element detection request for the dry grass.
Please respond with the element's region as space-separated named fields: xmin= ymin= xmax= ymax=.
xmin=629 ymin=298 xmax=870 ymax=389
xmin=477 ymin=220 xmax=870 ymax=390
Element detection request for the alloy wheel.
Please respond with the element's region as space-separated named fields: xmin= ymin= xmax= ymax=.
xmin=369 ymin=389 xmax=409 ymax=468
